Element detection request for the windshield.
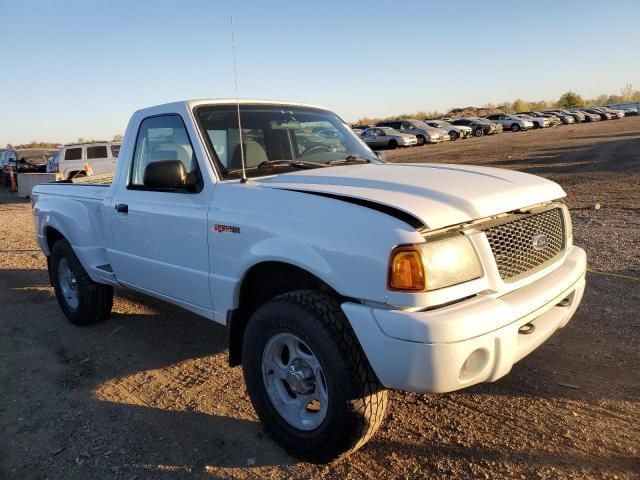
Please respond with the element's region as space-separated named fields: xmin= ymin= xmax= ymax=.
xmin=195 ymin=104 xmax=377 ymax=179
xmin=410 ymin=120 xmax=432 ymax=130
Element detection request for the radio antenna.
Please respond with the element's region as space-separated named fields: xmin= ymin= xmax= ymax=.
xmin=230 ymin=16 xmax=247 ymax=183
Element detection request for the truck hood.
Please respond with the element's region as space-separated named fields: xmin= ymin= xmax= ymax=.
xmin=255 ymin=163 xmax=565 ymax=230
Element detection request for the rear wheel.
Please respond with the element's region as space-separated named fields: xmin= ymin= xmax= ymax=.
xmin=511 ymin=123 xmax=520 ymax=132
xmin=50 ymin=239 xmax=113 ymax=326
xmin=242 ymin=290 xmax=388 ymax=463
xmin=388 ymin=140 xmax=398 ymax=149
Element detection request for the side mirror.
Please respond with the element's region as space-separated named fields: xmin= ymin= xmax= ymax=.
xmin=143 ymin=160 xmax=194 ymax=190
xmin=375 ymin=151 xmax=387 ymax=162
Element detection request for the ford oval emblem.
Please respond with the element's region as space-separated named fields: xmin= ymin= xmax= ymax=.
xmin=532 ymin=234 xmax=548 ymax=250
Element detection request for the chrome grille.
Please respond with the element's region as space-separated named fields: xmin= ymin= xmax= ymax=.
xmin=482 ymin=208 xmax=565 ymax=282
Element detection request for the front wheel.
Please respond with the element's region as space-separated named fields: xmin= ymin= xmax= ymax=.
xmin=511 ymin=123 xmax=520 ymax=132
xmin=416 ymin=135 xmax=426 ymax=146
xmin=50 ymin=239 xmax=113 ymax=326
xmin=474 ymin=127 xmax=484 ymax=137
xmin=388 ymin=139 xmax=398 ymax=149
xmin=449 ymin=131 xmax=459 ymax=141
xmin=242 ymin=290 xmax=388 ymax=463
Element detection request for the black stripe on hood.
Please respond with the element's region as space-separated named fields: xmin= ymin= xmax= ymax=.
xmin=280 ymin=188 xmax=427 ymax=232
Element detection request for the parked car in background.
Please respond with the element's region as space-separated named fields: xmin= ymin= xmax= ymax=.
xmin=449 ymin=118 xmax=497 ymax=137
xmin=580 ymin=108 xmax=612 ymax=120
xmin=47 ymin=142 xmax=121 ymax=179
xmin=548 ymin=109 xmax=585 ymax=123
xmin=484 ymin=114 xmax=534 ymax=132
xmin=1 ymin=148 xmax=58 ymax=185
xmin=543 ymin=111 xmax=575 ymax=125
xmin=375 ymin=119 xmax=449 ymax=145
xmin=606 ymin=104 xmax=638 ymax=116
xmin=524 ymin=112 xmax=561 ymax=126
xmin=470 ymin=117 xmax=504 ymax=133
xmin=594 ymin=106 xmax=624 ymax=119
xmin=568 ymin=109 xmax=600 ymax=122
xmin=424 ymin=119 xmax=472 ymax=140
xmin=514 ymin=113 xmax=550 ymax=128
xmin=361 ymin=127 xmax=418 ymax=149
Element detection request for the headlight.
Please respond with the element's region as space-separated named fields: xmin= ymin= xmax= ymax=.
xmin=388 ymin=235 xmax=483 ymax=292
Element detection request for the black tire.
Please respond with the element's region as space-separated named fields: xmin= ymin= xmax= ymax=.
xmin=50 ymin=239 xmax=113 ymax=326
xmin=242 ymin=290 xmax=388 ymax=463
xmin=449 ymin=131 xmax=459 ymax=141
xmin=511 ymin=123 xmax=520 ymax=132
xmin=387 ymin=140 xmax=398 ymax=149
xmin=415 ymin=135 xmax=426 ymax=146
xmin=474 ymin=127 xmax=484 ymax=137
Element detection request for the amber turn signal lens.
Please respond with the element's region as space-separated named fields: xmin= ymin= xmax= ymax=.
xmin=388 ymin=247 xmax=426 ymax=291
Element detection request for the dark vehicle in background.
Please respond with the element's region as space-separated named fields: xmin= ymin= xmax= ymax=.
xmin=580 ymin=108 xmax=613 ymax=120
xmin=568 ymin=109 xmax=600 ymax=122
xmin=449 ymin=118 xmax=497 ymax=137
xmin=548 ymin=109 xmax=585 ymax=123
xmin=606 ymin=104 xmax=638 ymax=116
xmin=0 ymin=148 xmax=58 ymax=185
xmin=594 ymin=106 xmax=624 ymax=119
xmin=469 ymin=117 xmax=504 ymax=133
xmin=543 ymin=111 xmax=575 ymax=125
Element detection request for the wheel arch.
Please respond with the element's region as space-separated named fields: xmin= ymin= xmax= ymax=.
xmin=227 ymin=260 xmax=345 ymax=367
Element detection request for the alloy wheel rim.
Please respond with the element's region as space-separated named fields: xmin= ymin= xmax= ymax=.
xmin=58 ymin=258 xmax=79 ymax=309
xmin=262 ymin=332 xmax=329 ymax=431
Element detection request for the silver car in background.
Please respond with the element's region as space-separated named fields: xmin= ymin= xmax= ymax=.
xmin=485 ymin=114 xmax=534 ymax=132
xmin=515 ymin=113 xmax=550 ymax=128
xmin=360 ymin=127 xmax=418 ymax=149
xmin=375 ymin=119 xmax=450 ymax=145
xmin=425 ymin=119 xmax=473 ymax=140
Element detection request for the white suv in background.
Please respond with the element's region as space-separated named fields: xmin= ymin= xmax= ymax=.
xmin=47 ymin=142 xmax=120 ymax=179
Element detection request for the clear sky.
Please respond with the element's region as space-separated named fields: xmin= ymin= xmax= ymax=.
xmin=1 ymin=0 xmax=639 ymax=145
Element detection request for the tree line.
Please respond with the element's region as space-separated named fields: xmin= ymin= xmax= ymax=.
xmin=357 ymin=84 xmax=640 ymax=125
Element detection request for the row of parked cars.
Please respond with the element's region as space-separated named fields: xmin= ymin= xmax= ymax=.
xmin=0 ymin=142 xmax=121 ymax=186
xmin=353 ymin=104 xmax=637 ymax=149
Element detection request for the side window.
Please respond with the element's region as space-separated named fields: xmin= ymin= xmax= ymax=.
xmin=87 ymin=145 xmax=108 ymax=159
xmin=401 ymin=121 xmax=412 ymax=130
xmin=130 ymin=115 xmax=197 ymax=188
xmin=65 ymin=148 xmax=82 ymax=161
xmin=110 ymin=145 xmax=121 ymax=157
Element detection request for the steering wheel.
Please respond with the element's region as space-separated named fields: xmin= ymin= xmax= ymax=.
xmin=299 ymin=145 xmax=332 ymax=157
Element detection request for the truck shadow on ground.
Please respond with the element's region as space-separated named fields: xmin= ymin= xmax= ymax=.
xmin=2 ymin=267 xmax=638 ymax=475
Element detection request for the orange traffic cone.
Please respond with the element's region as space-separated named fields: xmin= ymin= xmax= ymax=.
xmin=8 ymin=166 xmax=17 ymax=192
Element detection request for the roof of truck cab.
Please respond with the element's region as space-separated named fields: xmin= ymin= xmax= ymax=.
xmin=140 ymin=99 xmax=330 ymax=111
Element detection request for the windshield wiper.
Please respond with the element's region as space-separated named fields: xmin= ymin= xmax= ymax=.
xmin=256 ymin=160 xmax=326 ymax=169
xmin=227 ymin=160 xmax=325 ymax=174
xmin=326 ymin=155 xmax=373 ymax=166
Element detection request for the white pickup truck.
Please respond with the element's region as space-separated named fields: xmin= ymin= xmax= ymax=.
xmin=32 ymin=99 xmax=586 ymax=463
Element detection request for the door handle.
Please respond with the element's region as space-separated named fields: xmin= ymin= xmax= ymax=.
xmin=115 ymin=203 xmax=128 ymax=213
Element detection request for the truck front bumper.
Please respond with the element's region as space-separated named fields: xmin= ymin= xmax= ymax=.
xmin=343 ymin=246 xmax=586 ymax=393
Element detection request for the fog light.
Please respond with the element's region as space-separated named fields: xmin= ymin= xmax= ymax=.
xmin=459 ymin=348 xmax=489 ymax=382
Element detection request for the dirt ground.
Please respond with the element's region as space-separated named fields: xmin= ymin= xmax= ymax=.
xmin=1 ymin=117 xmax=639 ymax=480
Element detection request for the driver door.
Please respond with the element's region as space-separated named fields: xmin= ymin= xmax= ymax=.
xmin=108 ymin=114 xmax=213 ymax=313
